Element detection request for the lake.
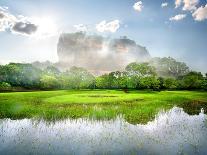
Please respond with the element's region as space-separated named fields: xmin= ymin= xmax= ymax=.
xmin=0 ymin=107 xmax=207 ymax=155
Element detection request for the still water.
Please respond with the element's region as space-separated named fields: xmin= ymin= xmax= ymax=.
xmin=0 ymin=107 xmax=207 ymax=155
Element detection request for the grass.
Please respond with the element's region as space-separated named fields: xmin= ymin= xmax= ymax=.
xmin=0 ymin=90 xmax=207 ymax=124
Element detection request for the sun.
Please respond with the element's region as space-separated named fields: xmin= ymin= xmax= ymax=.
xmin=32 ymin=17 xmax=58 ymax=38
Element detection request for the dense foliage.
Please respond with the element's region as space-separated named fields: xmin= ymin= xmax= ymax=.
xmin=0 ymin=57 xmax=206 ymax=91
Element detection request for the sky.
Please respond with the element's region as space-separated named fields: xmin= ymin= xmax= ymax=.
xmin=0 ymin=0 xmax=207 ymax=73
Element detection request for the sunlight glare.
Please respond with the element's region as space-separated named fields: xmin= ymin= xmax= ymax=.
xmin=33 ymin=17 xmax=58 ymax=38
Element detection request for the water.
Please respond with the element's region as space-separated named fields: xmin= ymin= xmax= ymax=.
xmin=0 ymin=107 xmax=207 ymax=155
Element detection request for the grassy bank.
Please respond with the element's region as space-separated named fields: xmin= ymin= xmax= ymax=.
xmin=0 ymin=90 xmax=207 ymax=124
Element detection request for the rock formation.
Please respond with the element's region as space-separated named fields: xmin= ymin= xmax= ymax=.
xmin=57 ymin=32 xmax=150 ymax=74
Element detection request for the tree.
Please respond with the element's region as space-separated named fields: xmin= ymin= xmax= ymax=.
xmin=40 ymin=75 xmax=60 ymax=89
xmin=139 ymin=76 xmax=160 ymax=90
xmin=125 ymin=62 xmax=157 ymax=89
xmin=125 ymin=62 xmax=156 ymax=77
xmin=150 ymin=57 xmax=189 ymax=78
xmin=178 ymin=71 xmax=203 ymax=89
xmin=114 ymin=71 xmax=129 ymax=89
xmin=0 ymin=61 xmax=205 ymax=91
xmin=96 ymin=74 xmax=112 ymax=89
xmin=125 ymin=62 xmax=156 ymax=89
xmin=63 ymin=66 xmax=95 ymax=89
xmin=0 ymin=63 xmax=42 ymax=88
xmin=104 ymin=71 xmax=128 ymax=89
xmin=163 ymin=78 xmax=178 ymax=90
xmin=201 ymin=79 xmax=207 ymax=90
xmin=201 ymin=73 xmax=207 ymax=90
xmin=44 ymin=66 xmax=61 ymax=76
xmin=158 ymin=77 xmax=165 ymax=89
xmin=0 ymin=82 xmax=12 ymax=91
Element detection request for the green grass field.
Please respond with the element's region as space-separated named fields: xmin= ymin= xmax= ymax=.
xmin=0 ymin=90 xmax=207 ymax=124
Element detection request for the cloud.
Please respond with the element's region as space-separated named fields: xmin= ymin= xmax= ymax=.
xmin=12 ymin=21 xmax=38 ymax=35
xmin=133 ymin=1 xmax=143 ymax=12
xmin=183 ymin=0 xmax=199 ymax=11
xmin=96 ymin=20 xmax=120 ymax=33
xmin=0 ymin=12 xmax=4 ymax=19
xmin=161 ymin=2 xmax=168 ymax=8
xmin=0 ymin=7 xmax=16 ymax=32
xmin=0 ymin=6 xmax=38 ymax=36
xmin=175 ymin=0 xmax=182 ymax=8
xmin=175 ymin=0 xmax=199 ymax=11
xmin=174 ymin=0 xmax=206 ymax=21
xmin=74 ymin=24 xmax=87 ymax=32
xmin=169 ymin=14 xmax=187 ymax=21
xmin=192 ymin=4 xmax=207 ymax=21
xmin=0 ymin=6 xmax=58 ymax=38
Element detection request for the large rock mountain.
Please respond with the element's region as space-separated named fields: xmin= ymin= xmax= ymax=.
xmin=57 ymin=32 xmax=150 ymax=74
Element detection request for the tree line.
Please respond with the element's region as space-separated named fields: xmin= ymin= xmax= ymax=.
xmin=0 ymin=57 xmax=206 ymax=91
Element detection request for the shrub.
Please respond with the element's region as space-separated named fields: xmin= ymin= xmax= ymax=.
xmin=163 ymin=78 xmax=178 ymax=90
xmin=40 ymin=75 xmax=60 ymax=89
xmin=139 ymin=76 xmax=160 ymax=90
xmin=0 ymin=82 xmax=12 ymax=91
xmin=201 ymin=79 xmax=207 ymax=91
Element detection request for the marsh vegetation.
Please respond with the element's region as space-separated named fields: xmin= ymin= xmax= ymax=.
xmin=0 ymin=90 xmax=207 ymax=124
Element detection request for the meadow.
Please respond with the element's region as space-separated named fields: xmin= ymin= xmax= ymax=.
xmin=0 ymin=90 xmax=207 ymax=124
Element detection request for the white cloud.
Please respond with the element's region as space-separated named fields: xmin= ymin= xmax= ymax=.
xmin=0 ymin=6 xmax=8 ymax=12
xmin=96 ymin=20 xmax=120 ymax=33
xmin=192 ymin=4 xmax=207 ymax=21
xmin=183 ymin=0 xmax=199 ymax=11
xmin=74 ymin=24 xmax=87 ymax=32
xmin=0 ymin=6 xmax=58 ymax=38
xmin=175 ymin=0 xmax=182 ymax=8
xmin=161 ymin=2 xmax=168 ymax=8
xmin=169 ymin=14 xmax=187 ymax=21
xmin=0 ymin=7 xmax=16 ymax=32
xmin=175 ymin=0 xmax=199 ymax=11
xmin=0 ymin=6 xmax=38 ymax=36
xmin=133 ymin=1 xmax=143 ymax=12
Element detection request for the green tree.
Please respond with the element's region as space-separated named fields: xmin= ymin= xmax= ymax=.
xmin=64 ymin=66 xmax=95 ymax=89
xmin=114 ymin=71 xmax=129 ymax=89
xmin=158 ymin=77 xmax=165 ymax=89
xmin=40 ymin=75 xmax=60 ymax=89
xmin=0 ymin=63 xmax=42 ymax=88
xmin=178 ymin=71 xmax=203 ymax=89
xmin=139 ymin=76 xmax=160 ymax=90
xmin=201 ymin=73 xmax=207 ymax=91
xmin=125 ymin=62 xmax=156 ymax=89
xmin=96 ymin=74 xmax=112 ymax=89
xmin=125 ymin=62 xmax=156 ymax=77
xmin=201 ymin=79 xmax=207 ymax=90
xmin=105 ymin=71 xmax=128 ymax=89
xmin=150 ymin=57 xmax=189 ymax=78
xmin=0 ymin=82 xmax=12 ymax=91
xmin=163 ymin=78 xmax=178 ymax=90
xmin=44 ymin=66 xmax=60 ymax=76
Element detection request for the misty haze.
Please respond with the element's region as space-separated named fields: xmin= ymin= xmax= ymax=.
xmin=57 ymin=32 xmax=150 ymax=74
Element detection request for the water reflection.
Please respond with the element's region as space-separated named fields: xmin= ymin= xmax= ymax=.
xmin=0 ymin=107 xmax=207 ymax=155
